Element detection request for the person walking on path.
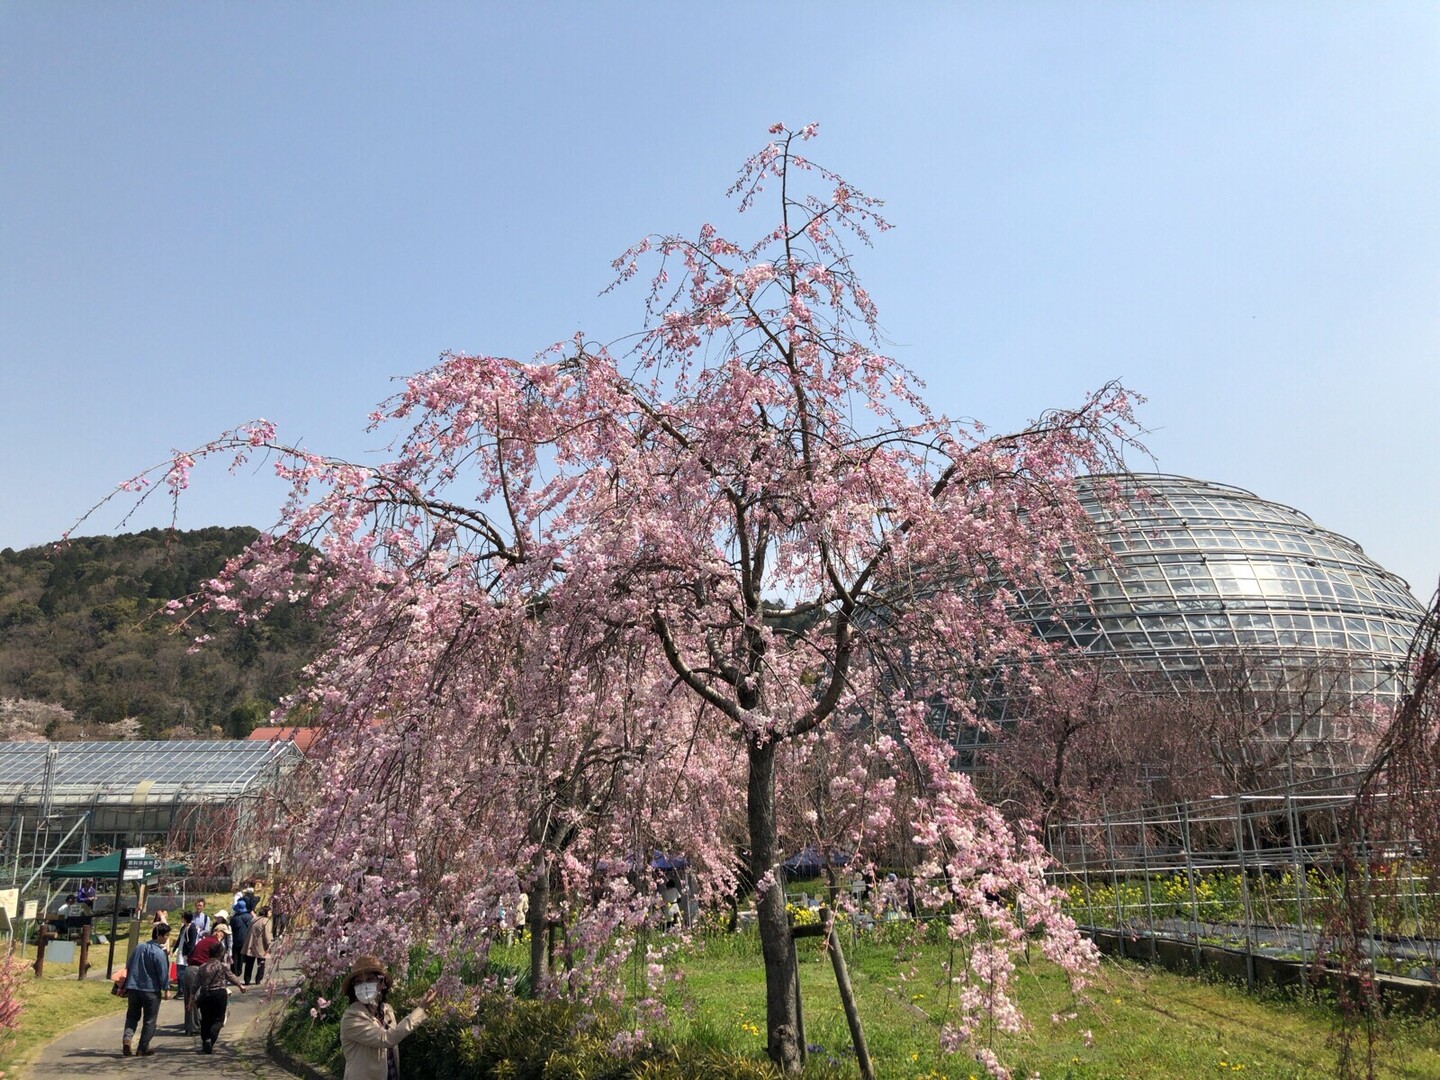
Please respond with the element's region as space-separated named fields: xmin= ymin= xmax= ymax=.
xmin=191 ymin=896 xmax=212 ymax=936
xmin=194 ymin=948 xmax=247 ymax=1053
xmin=188 ymin=921 xmax=224 ymax=967
xmin=27 ymin=939 xmax=288 ymax=1078
xmin=185 ymin=922 xmax=226 ymax=1026
xmin=230 ymin=899 xmax=253 ymax=977
xmin=175 ymin=909 xmax=200 ymax=1035
xmin=338 ymin=954 xmax=438 ymax=1080
xmin=122 ymin=923 xmax=171 ymax=1056
xmin=241 ymin=904 xmax=272 ymax=984
xmin=212 ymin=913 xmax=233 ymax=965
xmin=270 ymin=889 xmax=287 ymax=938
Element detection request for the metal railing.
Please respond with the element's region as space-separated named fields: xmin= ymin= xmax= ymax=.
xmin=1048 ymin=775 xmax=1440 ymax=982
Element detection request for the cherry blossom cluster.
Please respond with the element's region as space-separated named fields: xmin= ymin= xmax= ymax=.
xmin=80 ymin=125 xmax=1142 ymax=1077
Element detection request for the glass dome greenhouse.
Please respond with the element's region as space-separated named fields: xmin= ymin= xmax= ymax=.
xmin=995 ymin=474 xmax=1426 ymax=763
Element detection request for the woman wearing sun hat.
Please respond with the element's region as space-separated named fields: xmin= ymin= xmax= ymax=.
xmin=211 ymin=913 xmax=232 ymax=965
xmin=338 ymin=954 xmax=438 ymax=1080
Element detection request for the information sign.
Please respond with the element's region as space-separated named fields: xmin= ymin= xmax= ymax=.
xmin=22 ymin=900 xmax=37 ymax=920
xmin=122 ymin=868 xmax=144 ymax=881
xmin=125 ymin=847 xmax=147 ymax=860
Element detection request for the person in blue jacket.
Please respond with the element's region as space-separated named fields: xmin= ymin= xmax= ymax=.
xmin=229 ymin=899 xmax=253 ymax=977
xmin=122 ymin=923 xmax=171 ymax=1056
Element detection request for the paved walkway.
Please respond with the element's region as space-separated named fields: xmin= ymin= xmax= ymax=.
xmin=26 ymin=980 xmax=305 ymax=1080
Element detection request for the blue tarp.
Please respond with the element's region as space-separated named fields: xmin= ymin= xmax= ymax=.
xmin=782 ymin=845 xmax=849 ymax=877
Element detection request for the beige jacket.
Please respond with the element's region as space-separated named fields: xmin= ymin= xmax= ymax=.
xmin=339 ymin=1000 xmax=426 ymax=1080
xmin=242 ymin=915 xmax=271 ymax=959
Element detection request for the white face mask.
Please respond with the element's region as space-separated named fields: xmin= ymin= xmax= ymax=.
xmin=354 ymin=980 xmax=380 ymax=1004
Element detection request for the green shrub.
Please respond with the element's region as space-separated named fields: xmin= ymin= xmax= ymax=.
xmin=275 ymin=979 xmax=844 ymax=1080
xmin=401 ymin=1017 xmax=479 ymax=1080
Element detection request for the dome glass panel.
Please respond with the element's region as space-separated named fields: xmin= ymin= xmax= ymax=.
xmin=1003 ymin=474 xmax=1427 ymax=766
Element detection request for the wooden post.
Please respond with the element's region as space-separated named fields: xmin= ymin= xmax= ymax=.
xmin=126 ymin=881 xmax=145 ymax=964
xmin=788 ymin=919 xmax=806 ymax=1064
xmin=821 ymin=908 xmax=874 ymax=1080
xmin=32 ymin=926 xmax=50 ymax=978
xmin=789 ymin=913 xmax=875 ymax=1075
xmin=790 ymin=920 xmax=833 ymax=1065
xmin=105 ymin=855 xmax=126 ymax=979
xmin=77 ymin=924 xmax=91 ymax=980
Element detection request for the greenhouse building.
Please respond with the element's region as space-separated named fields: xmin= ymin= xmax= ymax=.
xmin=977 ymin=473 xmax=1427 ymax=767
xmin=0 ymin=739 xmax=303 ymax=893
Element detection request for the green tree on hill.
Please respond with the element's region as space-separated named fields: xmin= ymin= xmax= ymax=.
xmin=0 ymin=528 xmax=318 ymax=739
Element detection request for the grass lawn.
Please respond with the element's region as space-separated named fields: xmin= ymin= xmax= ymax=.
xmin=516 ymin=927 xmax=1440 ymax=1080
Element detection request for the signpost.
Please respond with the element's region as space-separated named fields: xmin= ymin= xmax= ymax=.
xmin=20 ymin=900 xmax=37 ymax=958
xmin=106 ymin=847 xmax=152 ymax=979
xmin=0 ymin=887 xmax=16 ymax=948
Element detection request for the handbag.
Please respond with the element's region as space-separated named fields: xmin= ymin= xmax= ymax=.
xmin=111 ymin=966 xmax=128 ymax=996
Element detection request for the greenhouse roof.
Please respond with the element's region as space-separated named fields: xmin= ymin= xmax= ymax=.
xmin=0 ymin=740 xmax=302 ymax=803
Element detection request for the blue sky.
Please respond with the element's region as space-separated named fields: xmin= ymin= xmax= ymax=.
xmin=3 ymin=4 xmax=1436 ymax=596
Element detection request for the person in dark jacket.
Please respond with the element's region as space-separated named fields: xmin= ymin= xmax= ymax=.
xmin=194 ymin=951 xmax=246 ymax=1053
xmin=240 ymin=905 xmax=272 ymax=984
xmin=122 ymin=924 xmax=171 ymax=1056
xmin=175 ymin=910 xmax=201 ymax=1035
xmin=229 ymin=900 xmax=252 ymax=977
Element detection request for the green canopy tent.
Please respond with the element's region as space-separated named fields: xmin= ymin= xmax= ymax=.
xmin=48 ymin=851 xmax=188 ymax=881
xmin=48 ymin=852 xmax=190 ymax=978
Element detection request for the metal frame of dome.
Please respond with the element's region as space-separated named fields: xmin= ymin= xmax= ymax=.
xmin=993 ymin=474 xmax=1425 ymax=762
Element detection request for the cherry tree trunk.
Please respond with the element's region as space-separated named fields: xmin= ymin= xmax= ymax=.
xmin=749 ymin=739 xmax=803 ymax=1072
xmin=526 ymin=856 xmax=550 ymax=998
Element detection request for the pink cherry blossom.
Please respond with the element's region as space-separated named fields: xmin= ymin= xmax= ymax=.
xmin=76 ymin=123 xmax=1141 ymax=1077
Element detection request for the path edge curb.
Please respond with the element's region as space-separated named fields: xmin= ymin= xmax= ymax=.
xmin=265 ymin=1029 xmax=336 ymax=1080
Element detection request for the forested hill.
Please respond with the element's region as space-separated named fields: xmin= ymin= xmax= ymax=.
xmin=0 ymin=528 xmax=320 ymax=740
